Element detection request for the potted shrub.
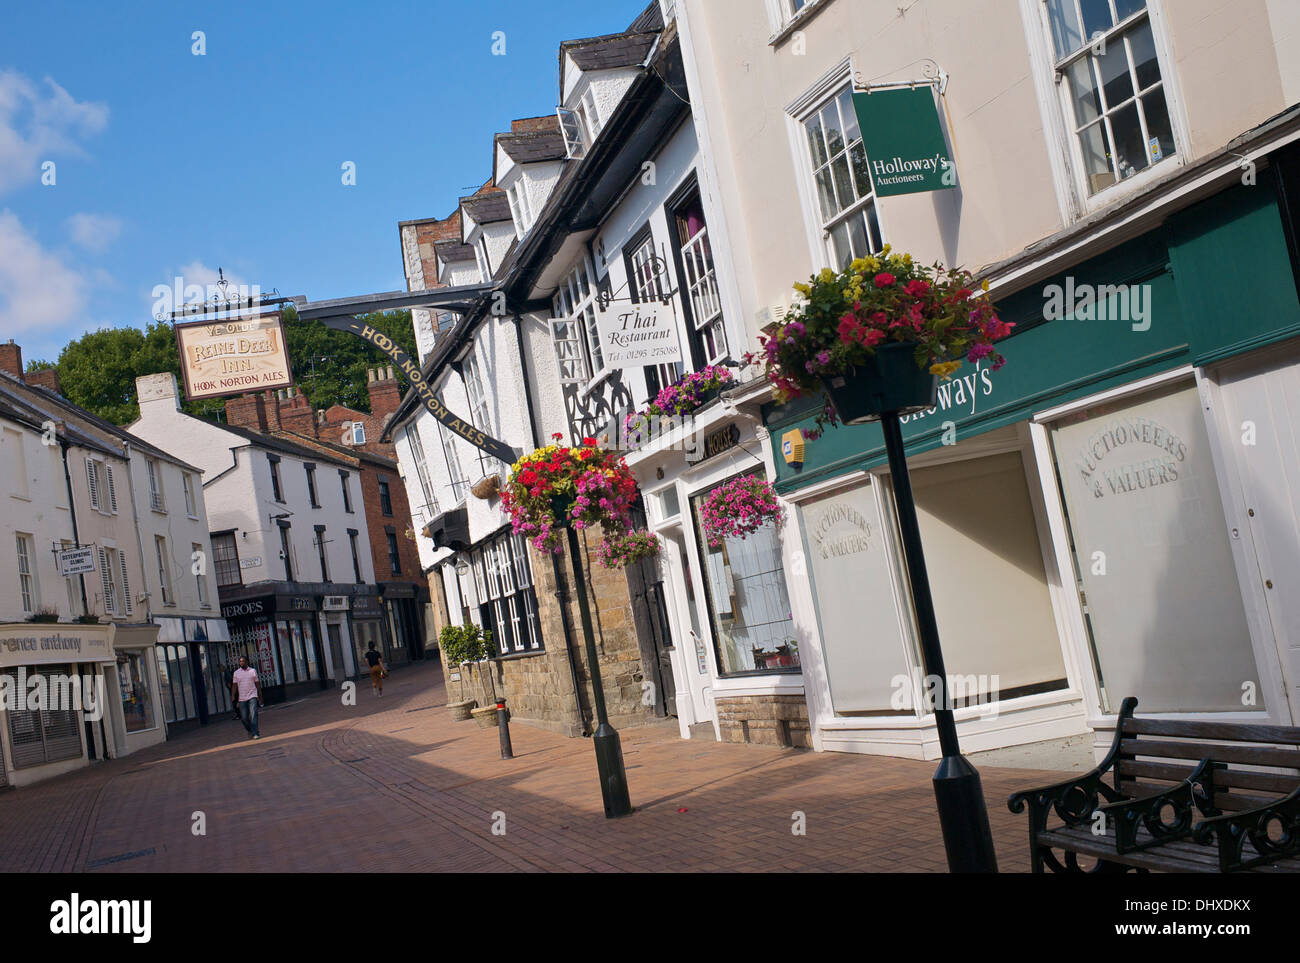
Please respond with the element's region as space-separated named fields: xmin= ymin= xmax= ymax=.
xmin=439 ymin=623 xmax=494 ymax=721
xmin=26 ymin=607 xmax=61 ymax=623
xmin=746 ymin=247 xmax=1014 ymax=433
xmin=501 ymin=434 xmax=656 ymax=569
xmin=698 ymin=474 xmax=784 ymax=548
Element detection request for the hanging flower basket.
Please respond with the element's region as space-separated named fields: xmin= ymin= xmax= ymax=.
xmin=698 ymin=475 xmax=784 ymax=548
xmin=743 ymin=247 xmax=1014 ymax=435
xmin=502 ymin=434 xmax=655 ymax=569
xmin=823 ymin=341 xmax=938 ymax=424
xmin=595 ymin=530 xmax=661 ymax=568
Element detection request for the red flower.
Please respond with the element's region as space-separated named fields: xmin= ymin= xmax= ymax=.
xmin=863 ymin=328 xmax=885 ymax=346
xmin=902 ymin=279 xmax=930 ymax=297
xmin=582 ymin=437 xmax=597 ymax=446
xmin=874 ymin=272 xmax=896 ymax=287
xmin=551 ymin=432 xmax=563 ymax=441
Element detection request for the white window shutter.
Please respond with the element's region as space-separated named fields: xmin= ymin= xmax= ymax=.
xmin=119 ymin=552 xmax=132 ymax=614
xmin=98 ymin=548 xmax=115 ymax=614
xmin=86 ymin=458 xmax=101 ymax=512
xmin=106 ymin=465 xmax=118 ymax=514
xmin=548 ymin=316 xmax=588 ymax=384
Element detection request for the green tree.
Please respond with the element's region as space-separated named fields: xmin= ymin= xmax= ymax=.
xmin=28 ymin=308 xmax=416 ymax=425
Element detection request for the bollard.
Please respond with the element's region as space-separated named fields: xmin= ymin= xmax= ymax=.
xmin=496 ymin=698 xmax=513 ymax=759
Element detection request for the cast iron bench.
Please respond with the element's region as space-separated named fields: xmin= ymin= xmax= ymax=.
xmin=1008 ymin=697 xmax=1300 ymax=872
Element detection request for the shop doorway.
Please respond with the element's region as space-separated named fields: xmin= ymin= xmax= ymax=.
xmin=326 ymin=623 xmax=345 ymax=684
xmin=1209 ymin=347 xmax=1300 ymax=723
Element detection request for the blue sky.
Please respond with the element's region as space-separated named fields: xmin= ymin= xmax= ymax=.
xmin=0 ymin=0 xmax=647 ymax=363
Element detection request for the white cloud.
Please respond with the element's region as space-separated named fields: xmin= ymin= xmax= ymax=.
xmin=0 ymin=209 xmax=90 ymax=339
xmin=66 ymin=212 xmax=123 ymax=252
xmin=0 ymin=71 xmax=109 ymax=194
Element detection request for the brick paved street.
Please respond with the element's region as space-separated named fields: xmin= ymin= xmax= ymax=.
xmin=0 ymin=661 xmax=1068 ymax=873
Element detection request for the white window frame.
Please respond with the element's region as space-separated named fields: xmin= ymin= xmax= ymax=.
xmin=404 ymin=426 xmax=439 ymax=520
xmin=463 ymin=349 xmax=492 ymax=433
xmin=16 ymin=533 xmax=37 ymax=614
xmin=505 ymin=177 xmax=532 ymax=239
xmin=182 ymin=471 xmax=197 ymax=518
xmin=154 ymin=535 xmax=173 ymax=606
xmin=1020 ymin=0 xmax=1189 ymax=219
xmin=193 ymin=542 xmax=208 ymax=606
xmin=786 ymin=58 xmax=889 ymax=273
xmin=437 ymin=413 xmax=469 ymax=504
xmin=85 ymin=456 xmax=119 ymax=515
xmin=677 ymin=219 xmax=729 ymax=366
xmin=548 ymin=256 xmax=606 ymax=390
xmin=474 ymin=236 xmax=492 ymax=283
xmin=147 ymin=458 xmax=166 ymax=513
xmin=795 ymin=77 xmax=884 ymax=271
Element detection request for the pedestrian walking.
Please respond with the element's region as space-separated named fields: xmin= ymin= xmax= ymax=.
xmin=230 ymin=656 xmax=263 ymax=739
xmin=365 ymin=643 xmax=386 ymax=696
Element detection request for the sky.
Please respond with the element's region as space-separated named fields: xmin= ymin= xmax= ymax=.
xmin=0 ymin=0 xmax=648 ymax=363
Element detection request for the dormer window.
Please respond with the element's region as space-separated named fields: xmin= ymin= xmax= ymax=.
xmin=557 ymin=87 xmax=602 ymax=159
xmin=505 ymin=180 xmax=532 ymax=239
xmin=474 ymin=237 xmax=492 ymax=282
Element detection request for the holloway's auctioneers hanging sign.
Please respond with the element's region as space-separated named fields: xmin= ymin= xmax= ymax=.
xmin=320 ymin=316 xmax=519 ymax=465
xmin=175 ymin=312 xmax=294 ymax=401
xmin=851 ymin=85 xmax=955 ymax=197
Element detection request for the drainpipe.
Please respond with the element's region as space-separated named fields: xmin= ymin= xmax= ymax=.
xmin=513 ymin=312 xmax=590 ymax=735
xmin=58 ymin=436 xmax=89 ymax=617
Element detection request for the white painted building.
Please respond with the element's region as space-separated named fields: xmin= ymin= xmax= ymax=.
xmin=132 ymin=373 xmax=379 ymax=703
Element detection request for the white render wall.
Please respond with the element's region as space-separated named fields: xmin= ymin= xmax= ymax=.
xmin=0 ymin=416 xmax=77 ymax=621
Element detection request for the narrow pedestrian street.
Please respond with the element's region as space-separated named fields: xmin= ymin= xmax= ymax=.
xmin=0 ymin=661 xmax=1064 ymax=873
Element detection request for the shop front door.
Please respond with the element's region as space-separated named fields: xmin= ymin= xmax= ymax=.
xmin=327 ymin=623 xmax=345 ymax=684
xmin=1213 ymin=347 xmax=1300 ymax=724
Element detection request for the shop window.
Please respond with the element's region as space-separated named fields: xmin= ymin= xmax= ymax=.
xmin=3 ymin=665 xmax=83 ymax=767
xmin=117 ymin=652 xmax=155 ymax=732
xmin=797 ymin=480 xmax=914 ymax=713
xmin=690 ymin=473 xmax=798 ymax=676
xmin=548 ymin=257 xmax=603 ymax=385
xmin=906 ymin=449 xmax=1068 ymax=705
xmin=1048 ymin=381 xmax=1259 ymax=712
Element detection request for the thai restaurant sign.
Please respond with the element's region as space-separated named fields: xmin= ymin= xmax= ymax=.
xmin=175 ymin=311 xmax=294 ymax=401
xmin=594 ymin=301 xmax=683 ymax=368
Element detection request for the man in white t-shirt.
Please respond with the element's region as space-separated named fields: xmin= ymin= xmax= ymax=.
xmin=230 ymin=656 xmax=263 ymax=740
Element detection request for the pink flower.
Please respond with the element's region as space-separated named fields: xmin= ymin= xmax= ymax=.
xmin=874 ymin=272 xmax=896 ymax=287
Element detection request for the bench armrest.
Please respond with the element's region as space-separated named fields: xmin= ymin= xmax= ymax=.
xmin=1193 ymin=782 xmax=1300 ymax=872
xmin=1008 ymin=697 xmax=1138 ymax=832
xmin=1099 ymin=758 xmax=1221 ymax=854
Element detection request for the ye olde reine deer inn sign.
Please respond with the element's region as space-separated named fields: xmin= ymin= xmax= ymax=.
xmin=175 ymin=312 xmax=294 ymax=400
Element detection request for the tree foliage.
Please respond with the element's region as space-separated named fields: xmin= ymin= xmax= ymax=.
xmin=27 ymin=308 xmax=416 ymax=425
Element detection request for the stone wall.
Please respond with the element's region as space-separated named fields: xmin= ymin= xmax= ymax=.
xmin=715 ymin=695 xmax=811 ymax=749
xmin=475 ymin=527 xmax=660 ymax=737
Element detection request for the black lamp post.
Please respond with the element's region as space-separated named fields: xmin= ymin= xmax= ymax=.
xmin=826 ymin=341 xmax=997 ymax=872
xmin=879 ymin=411 xmax=998 ymax=873
xmin=564 ymin=524 xmax=633 ymax=818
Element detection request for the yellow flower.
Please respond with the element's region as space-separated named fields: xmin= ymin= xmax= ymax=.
xmin=818 ymin=268 xmax=836 ymax=283
xmin=981 ymin=279 xmax=990 ymax=292
xmin=793 ymin=282 xmax=812 ymax=295
xmin=902 ymin=253 xmax=913 ymax=266
xmin=880 ymin=243 xmax=891 ymax=256
xmin=849 ymin=257 xmax=869 ymax=273
xmin=929 ymin=360 xmax=963 ymax=379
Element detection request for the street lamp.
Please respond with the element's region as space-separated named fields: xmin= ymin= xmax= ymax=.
xmin=562 ymin=523 xmax=633 ymax=819
xmin=879 ymin=410 xmax=998 ymax=873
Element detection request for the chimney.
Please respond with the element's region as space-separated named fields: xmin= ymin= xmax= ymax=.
xmin=261 ymin=391 xmax=281 ymax=432
xmin=278 ymin=387 xmax=317 ymax=437
xmin=136 ymin=373 xmax=181 ymax=417
xmin=27 ymin=368 xmax=61 ymax=395
xmin=0 ymin=340 xmax=22 ymax=379
xmin=225 ymin=393 xmax=267 ymax=431
xmin=368 ymin=365 xmax=401 ymax=420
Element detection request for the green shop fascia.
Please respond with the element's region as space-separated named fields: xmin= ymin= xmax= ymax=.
xmin=761 ymin=165 xmax=1300 ymax=756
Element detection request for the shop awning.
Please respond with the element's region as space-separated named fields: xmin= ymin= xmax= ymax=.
xmin=112 ymin=623 xmax=161 ymax=650
xmin=0 ymin=622 xmax=118 ymax=668
xmin=422 ymin=506 xmax=472 ymax=553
